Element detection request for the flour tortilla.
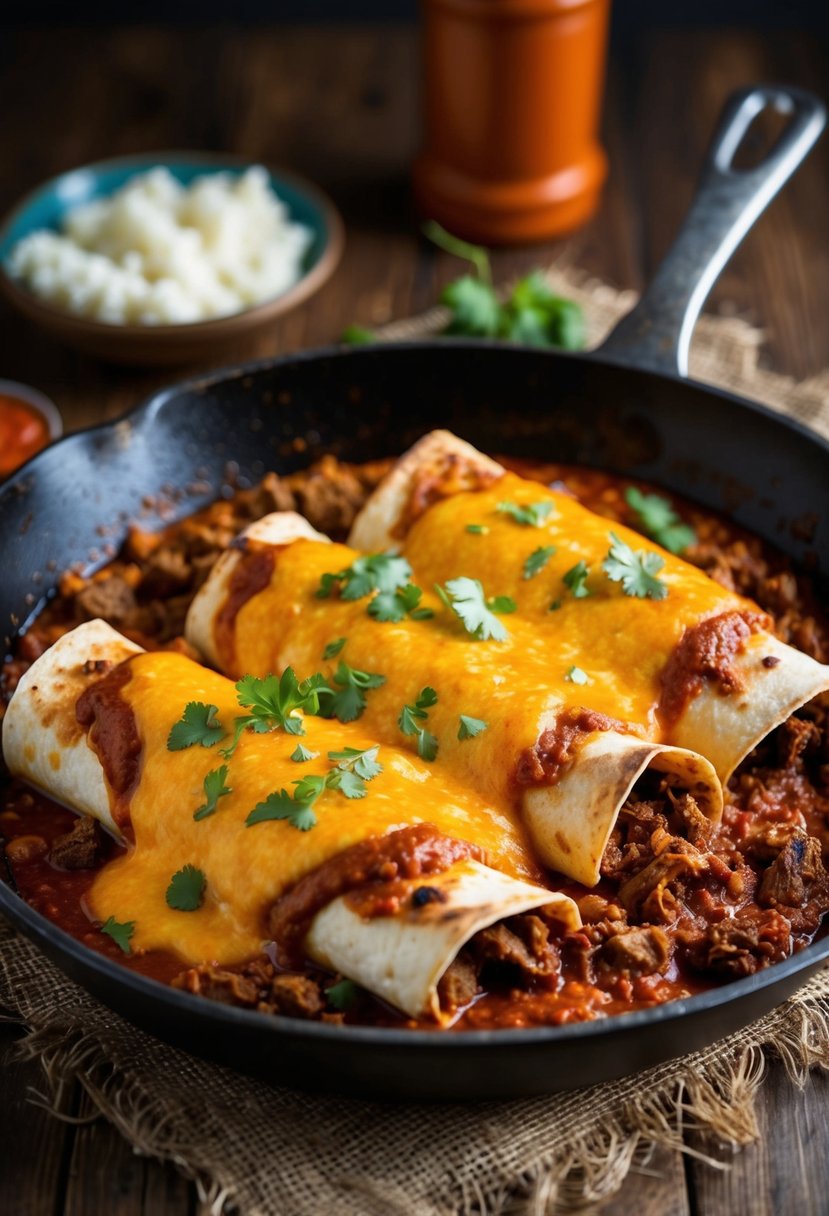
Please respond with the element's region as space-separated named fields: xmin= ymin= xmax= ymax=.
xmin=2 ymin=620 xmax=579 ymax=1020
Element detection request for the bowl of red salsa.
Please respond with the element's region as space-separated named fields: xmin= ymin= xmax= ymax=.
xmin=0 ymin=380 xmax=61 ymax=477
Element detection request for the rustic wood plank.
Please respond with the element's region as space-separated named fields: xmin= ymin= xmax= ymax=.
xmin=686 ymin=1058 xmax=829 ymax=1216
xmin=62 ymin=1087 xmax=193 ymax=1216
xmin=596 ymin=1145 xmax=691 ymax=1216
xmin=0 ymin=1021 xmax=77 ymax=1215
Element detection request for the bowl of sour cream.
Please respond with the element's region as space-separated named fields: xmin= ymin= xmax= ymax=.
xmin=0 ymin=154 xmax=344 ymax=365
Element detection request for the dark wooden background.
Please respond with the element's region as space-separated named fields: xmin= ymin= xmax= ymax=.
xmin=1 ymin=21 xmax=829 ymax=1216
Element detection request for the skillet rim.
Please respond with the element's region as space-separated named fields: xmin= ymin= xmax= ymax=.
xmin=2 ymin=336 xmax=829 ymax=1053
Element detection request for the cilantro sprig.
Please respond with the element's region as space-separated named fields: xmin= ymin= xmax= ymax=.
xmin=326 ymin=978 xmax=359 ymax=1010
xmin=368 ymin=582 xmax=434 ymax=624
xmin=458 ymin=714 xmax=488 ymax=741
xmin=317 ymin=552 xmax=413 ymax=602
xmin=220 ymin=669 xmax=330 ymax=756
xmin=290 ymin=743 xmax=318 ymax=763
xmin=167 ymin=702 xmax=225 ymax=751
xmin=435 ymin=577 xmax=516 ymax=642
xmin=602 ymin=532 xmax=668 ymax=600
xmin=497 ymin=500 xmax=555 ymax=528
xmin=398 ymin=687 xmax=439 ymax=761
xmin=322 ymin=660 xmax=386 ymax=723
xmin=625 ymin=487 xmax=697 ymax=555
xmin=101 ymin=916 xmax=135 ymax=954
xmin=194 ymin=765 xmax=232 ymax=821
xmin=246 ymin=747 xmax=382 ymax=832
xmin=562 ymin=560 xmax=591 ymax=599
xmin=166 ymin=865 xmax=206 ymax=912
xmin=523 ymin=545 xmax=556 ymax=580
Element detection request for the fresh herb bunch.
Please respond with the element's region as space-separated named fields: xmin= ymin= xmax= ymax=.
xmin=341 ymin=222 xmax=584 ymax=350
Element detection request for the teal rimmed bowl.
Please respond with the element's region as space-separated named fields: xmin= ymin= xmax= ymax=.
xmin=0 ymin=153 xmax=344 ymax=365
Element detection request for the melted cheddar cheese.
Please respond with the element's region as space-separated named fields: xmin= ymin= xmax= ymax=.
xmin=88 ymin=652 xmax=536 ymax=963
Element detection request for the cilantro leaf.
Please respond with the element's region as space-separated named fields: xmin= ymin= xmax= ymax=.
xmin=167 ymin=702 xmax=225 ymax=751
xmin=399 ymin=688 xmax=439 ymax=761
xmin=504 ymin=273 xmax=585 ymax=350
xmin=435 ymin=577 xmax=512 ymax=642
xmin=602 ymin=532 xmax=669 ymax=600
xmin=562 ymin=560 xmax=591 ymax=599
xmin=322 ymin=661 xmax=386 ymax=724
xmin=441 ymin=275 xmax=501 ymax=336
xmin=496 ymin=500 xmax=555 ymax=528
xmin=322 ymin=637 xmax=347 ymax=660
xmin=194 ymin=765 xmax=232 ymax=821
xmin=317 ymin=553 xmax=413 ymax=602
xmin=458 ymin=714 xmax=488 ymax=740
xmin=220 ymin=669 xmax=331 ymax=756
xmin=166 ymin=865 xmax=206 ymax=912
xmin=523 ymin=545 xmax=556 ymax=580
xmin=625 ymin=487 xmax=697 ymax=555
xmin=325 ymin=977 xmax=359 ymax=1011
xmin=326 ymin=768 xmax=369 ymax=799
xmin=549 ymin=599 xmax=562 ymax=612
xmin=290 ymin=743 xmax=318 ymax=763
xmin=327 ymin=746 xmax=383 ymax=781
xmin=341 ymin=324 xmax=375 ymax=345
xmin=465 ymin=523 xmax=488 ymax=535
xmin=488 ymin=594 xmax=517 ymax=614
xmin=565 ymin=666 xmax=589 ymax=685
xmin=101 ymin=916 xmax=135 ymax=954
xmin=368 ymin=582 xmax=434 ymax=624
xmin=246 ymin=789 xmax=318 ymax=831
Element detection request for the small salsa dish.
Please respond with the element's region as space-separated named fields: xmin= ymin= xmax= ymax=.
xmin=0 ymin=379 xmax=61 ymax=477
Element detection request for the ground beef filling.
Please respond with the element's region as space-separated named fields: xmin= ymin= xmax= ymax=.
xmin=659 ymin=609 xmax=772 ymax=728
xmin=269 ymin=824 xmax=484 ymax=968
xmin=75 ymin=660 xmax=142 ymax=827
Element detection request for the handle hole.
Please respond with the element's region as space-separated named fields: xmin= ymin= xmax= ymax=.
xmin=728 ymin=106 xmax=793 ymax=171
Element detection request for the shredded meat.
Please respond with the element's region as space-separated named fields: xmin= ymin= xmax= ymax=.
xmin=48 ymin=815 xmax=101 ymax=870
xmin=75 ymin=575 xmax=138 ymax=624
xmin=599 ymin=926 xmax=671 ymax=976
xmin=684 ymin=908 xmax=793 ymax=978
xmin=618 ymin=832 xmax=709 ymax=922
xmin=173 ymin=963 xmax=327 ymax=1019
xmin=437 ymin=954 xmax=480 ymax=1010
xmin=759 ymin=831 xmax=829 ymax=934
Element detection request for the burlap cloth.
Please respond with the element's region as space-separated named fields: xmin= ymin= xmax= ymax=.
xmin=3 ymin=267 xmax=829 ymax=1216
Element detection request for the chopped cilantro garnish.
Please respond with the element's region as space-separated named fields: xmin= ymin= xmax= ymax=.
xmin=194 ymin=765 xmax=232 ymax=821
xmin=167 ymin=702 xmax=225 ymax=751
xmin=562 ymin=560 xmax=591 ymax=599
xmin=317 ymin=552 xmax=413 ymax=602
xmin=290 ymin=743 xmax=318 ymax=763
xmin=399 ymin=687 xmax=439 ymax=761
xmin=220 ymin=669 xmax=330 ymax=756
xmin=465 ymin=523 xmax=488 ymax=535
xmin=325 ymin=978 xmax=359 ymax=1010
xmin=247 ymin=747 xmax=381 ymax=831
xmin=166 ymin=865 xmax=206 ymax=912
xmin=368 ymin=582 xmax=435 ymax=623
xmin=496 ymin=500 xmax=555 ymax=528
xmin=523 ymin=545 xmax=556 ymax=580
xmin=322 ymin=660 xmax=386 ymax=723
xmin=624 ymin=487 xmax=697 ymax=555
xmin=435 ymin=577 xmax=515 ymax=642
xmin=565 ymin=666 xmax=589 ymax=685
xmin=602 ymin=532 xmax=668 ymax=600
xmin=458 ymin=714 xmax=488 ymax=740
xmin=549 ymin=599 xmax=562 ymax=612
xmin=322 ymin=637 xmax=347 ymax=660
xmin=101 ymin=916 xmax=135 ymax=954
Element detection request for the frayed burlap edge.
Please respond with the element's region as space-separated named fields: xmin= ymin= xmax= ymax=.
xmin=2 ymin=269 xmax=829 ymax=1216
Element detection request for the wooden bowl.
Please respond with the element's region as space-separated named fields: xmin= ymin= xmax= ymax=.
xmin=0 ymin=153 xmax=344 ymax=366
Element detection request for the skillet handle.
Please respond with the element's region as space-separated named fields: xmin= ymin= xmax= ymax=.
xmin=597 ymin=85 xmax=826 ymax=378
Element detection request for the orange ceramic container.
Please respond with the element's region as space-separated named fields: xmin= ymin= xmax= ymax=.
xmin=414 ymin=0 xmax=611 ymax=244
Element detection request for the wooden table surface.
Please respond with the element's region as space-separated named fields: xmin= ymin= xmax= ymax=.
xmin=2 ymin=21 xmax=829 ymax=1216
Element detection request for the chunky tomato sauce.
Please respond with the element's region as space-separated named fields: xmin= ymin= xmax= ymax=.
xmin=0 ymin=394 xmax=52 ymax=476
xmin=3 ymin=456 xmax=829 ymax=1031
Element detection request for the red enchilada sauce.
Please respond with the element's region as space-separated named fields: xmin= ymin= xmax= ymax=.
xmin=659 ymin=609 xmax=772 ymax=729
xmin=75 ymin=660 xmax=142 ymax=830
xmin=3 ymin=457 xmax=829 ymax=1029
xmin=0 ymin=393 xmax=51 ymax=475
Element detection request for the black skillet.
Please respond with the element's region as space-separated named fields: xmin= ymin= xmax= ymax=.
xmin=1 ymin=86 xmax=828 ymax=1101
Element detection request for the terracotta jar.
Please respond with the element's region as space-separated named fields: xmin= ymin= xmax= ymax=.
xmin=414 ymin=0 xmax=611 ymax=244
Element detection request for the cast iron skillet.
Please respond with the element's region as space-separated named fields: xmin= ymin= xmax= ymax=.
xmin=1 ymin=87 xmax=828 ymax=1101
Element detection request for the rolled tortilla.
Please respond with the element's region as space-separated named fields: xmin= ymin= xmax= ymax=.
xmin=347 ymin=429 xmax=829 ymax=782
xmin=186 ymin=528 xmax=724 ymax=885
xmin=3 ymin=620 xmax=578 ymax=1020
